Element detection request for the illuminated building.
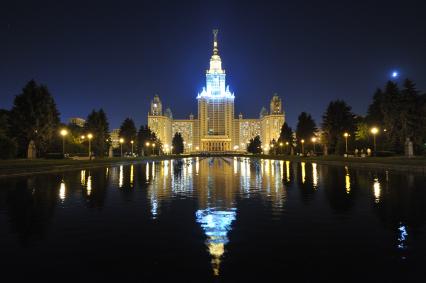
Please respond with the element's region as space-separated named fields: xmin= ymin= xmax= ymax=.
xmin=148 ymin=30 xmax=285 ymax=152
xmin=68 ymin=117 xmax=86 ymax=128
xmin=109 ymin=128 xmax=120 ymax=149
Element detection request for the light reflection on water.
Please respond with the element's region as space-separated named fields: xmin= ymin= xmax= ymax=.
xmin=0 ymin=157 xmax=425 ymax=281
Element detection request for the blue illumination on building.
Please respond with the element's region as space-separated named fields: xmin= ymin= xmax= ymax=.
xmin=197 ymin=30 xmax=234 ymax=99
xmin=196 ymin=207 xmax=236 ymax=276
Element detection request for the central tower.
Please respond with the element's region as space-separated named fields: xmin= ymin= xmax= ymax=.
xmin=197 ymin=29 xmax=235 ymax=151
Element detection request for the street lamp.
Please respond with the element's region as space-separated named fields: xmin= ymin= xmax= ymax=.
xmin=370 ymin=127 xmax=379 ymax=153
xmin=145 ymin=142 xmax=150 ymax=156
xmin=131 ymin=140 xmax=134 ymax=156
xmin=343 ymin=132 xmax=350 ymax=154
xmin=60 ymin=129 xmax=68 ymax=156
xmin=301 ymin=139 xmax=305 ymax=155
xmin=152 ymin=143 xmax=156 ymax=155
xmin=119 ymin=138 xmax=124 ymax=157
xmin=311 ymin=137 xmax=317 ymax=153
xmin=87 ymin=133 xmax=93 ymax=159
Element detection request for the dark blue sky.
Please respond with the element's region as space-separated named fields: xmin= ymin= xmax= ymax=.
xmin=1 ymin=0 xmax=425 ymax=129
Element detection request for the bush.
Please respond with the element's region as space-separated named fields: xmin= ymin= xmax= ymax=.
xmin=0 ymin=135 xmax=17 ymax=159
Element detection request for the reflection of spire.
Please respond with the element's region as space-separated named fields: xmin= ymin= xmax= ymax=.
xmin=196 ymin=208 xmax=236 ymax=276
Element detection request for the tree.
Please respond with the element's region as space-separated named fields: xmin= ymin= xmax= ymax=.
xmin=400 ymin=79 xmax=425 ymax=154
xmin=9 ymin=80 xmax=60 ymax=157
xmin=0 ymin=109 xmax=17 ymax=159
xmin=84 ymin=109 xmax=110 ymax=157
xmin=366 ymin=88 xmax=384 ymax=125
xmin=247 ymin=135 xmax=262 ymax=154
xmin=365 ymin=79 xmax=426 ymax=154
xmin=277 ymin=122 xmax=294 ymax=154
xmin=119 ymin=118 xmax=137 ymax=153
xmin=296 ymin=112 xmax=317 ymax=140
xmin=322 ymin=100 xmax=356 ymax=154
xmin=172 ymin=132 xmax=184 ymax=154
xmin=296 ymin=112 xmax=317 ymax=152
xmin=137 ymin=125 xmax=162 ymax=156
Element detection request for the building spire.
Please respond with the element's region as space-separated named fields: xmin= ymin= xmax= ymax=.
xmin=213 ymin=29 xmax=219 ymax=55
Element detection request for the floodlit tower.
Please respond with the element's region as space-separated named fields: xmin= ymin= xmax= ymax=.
xmin=270 ymin=94 xmax=282 ymax=114
xmin=197 ymin=29 xmax=235 ymax=151
xmin=151 ymin=94 xmax=163 ymax=116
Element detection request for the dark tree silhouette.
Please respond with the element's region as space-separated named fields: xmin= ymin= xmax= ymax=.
xmin=247 ymin=135 xmax=262 ymax=154
xmin=172 ymin=132 xmax=184 ymax=154
xmin=84 ymin=109 xmax=110 ymax=157
xmin=296 ymin=112 xmax=317 ymax=141
xmin=119 ymin=118 xmax=137 ymax=153
xmin=9 ymin=80 xmax=60 ymax=157
xmin=277 ymin=122 xmax=294 ymax=154
xmin=322 ymin=100 xmax=356 ymax=154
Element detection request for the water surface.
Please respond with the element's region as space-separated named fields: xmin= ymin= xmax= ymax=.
xmin=0 ymin=157 xmax=425 ymax=282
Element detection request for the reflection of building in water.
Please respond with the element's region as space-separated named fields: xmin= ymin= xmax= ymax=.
xmin=397 ymin=223 xmax=408 ymax=250
xmin=312 ymin=163 xmax=318 ymax=188
xmin=194 ymin=157 xmax=238 ymax=276
xmin=146 ymin=159 xmax=195 ymax=219
xmin=196 ymin=208 xmax=236 ymax=276
xmin=301 ymin=162 xmax=306 ymax=184
xmin=373 ymin=177 xmax=381 ymax=203
xmin=145 ymin=157 xmax=286 ymax=276
xmin=87 ymin=175 xmax=92 ymax=196
xmin=345 ymin=166 xmax=351 ymax=194
xmin=59 ymin=180 xmax=66 ymax=201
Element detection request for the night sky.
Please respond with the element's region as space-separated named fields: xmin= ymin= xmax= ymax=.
xmin=1 ymin=0 xmax=425 ymax=129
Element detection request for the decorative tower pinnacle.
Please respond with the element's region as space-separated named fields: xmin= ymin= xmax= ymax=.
xmin=213 ymin=29 xmax=219 ymax=55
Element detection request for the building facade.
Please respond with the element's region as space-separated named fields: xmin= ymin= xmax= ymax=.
xmin=148 ymin=30 xmax=285 ymax=152
xmin=68 ymin=117 xmax=86 ymax=128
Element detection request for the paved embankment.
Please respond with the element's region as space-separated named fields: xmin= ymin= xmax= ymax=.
xmin=0 ymin=154 xmax=425 ymax=178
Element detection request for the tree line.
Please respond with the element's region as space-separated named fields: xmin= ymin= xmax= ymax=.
xmin=247 ymin=79 xmax=426 ymax=156
xmin=117 ymin=117 xmax=185 ymax=155
xmin=1 ymin=78 xmax=424 ymax=159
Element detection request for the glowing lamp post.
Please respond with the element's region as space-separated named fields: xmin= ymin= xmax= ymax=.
xmin=145 ymin=142 xmax=150 ymax=156
xmin=311 ymin=137 xmax=317 ymax=153
xmin=343 ymin=132 xmax=350 ymax=154
xmin=60 ymin=129 xmax=68 ymax=155
xmin=370 ymin=127 xmax=379 ymax=153
xmin=131 ymin=140 xmax=134 ymax=156
xmin=301 ymin=139 xmax=305 ymax=155
xmin=279 ymin=142 xmax=283 ymax=155
xmin=87 ymin=133 xmax=93 ymax=159
xmin=152 ymin=143 xmax=156 ymax=155
xmin=119 ymin=138 xmax=124 ymax=157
